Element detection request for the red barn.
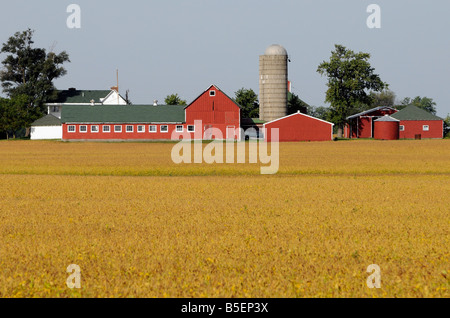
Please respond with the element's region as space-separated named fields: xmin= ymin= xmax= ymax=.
xmin=345 ymin=106 xmax=398 ymax=139
xmin=391 ymin=105 xmax=444 ymax=139
xmin=61 ymin=84 xmax=241 ymax=141
xmin=185 ymin=85 xmax=241 ymax=140
xmin=263 ymin=111 xmax=334 ymax=142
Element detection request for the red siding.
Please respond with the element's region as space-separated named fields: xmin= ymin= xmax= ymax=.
xmin=399 ymin=120 xmax=443 ymax=139
xmin=374 ymin=121 xmax=399 ymax=140
xmin=62 ymin=124 xmax=199 ymax=141
xmin=264 ymin=113 xmax=333 ymax=142
xmin=185 ymin=85 xmax=240 ymax=140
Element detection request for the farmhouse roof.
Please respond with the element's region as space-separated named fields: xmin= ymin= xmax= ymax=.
xmin=47 ymin=89 xmax=112 ymax=104
xmin=61 ymin=105 xmax=186 ymax=124
xmin=31 ymin=114 xmax=62 ymax=127
xmin=391 ymin=105 xmax=443 ymax=121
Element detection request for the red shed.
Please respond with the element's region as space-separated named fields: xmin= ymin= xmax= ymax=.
xmin=374 ymin=115 xmax=400 ymax=140
xmin=345 ymin=106 xmax=398 ymax=139
xmin=185 ymin=85 xmax=241 ymax=140
xmin=391 ymin=105 xmax=444 ymax=139
xmin=264 ymin=111 xmax=334 ymax=142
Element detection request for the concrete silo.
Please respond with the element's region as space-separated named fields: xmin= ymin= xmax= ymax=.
xmin=259 ymin=44 xmax=289 ymax=122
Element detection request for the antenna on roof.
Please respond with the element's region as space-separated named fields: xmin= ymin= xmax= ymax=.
xmin=116 ymin=69 xmax=119 ymax=104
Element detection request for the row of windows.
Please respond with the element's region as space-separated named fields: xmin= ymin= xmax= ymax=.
xmin=68 ymin=125 xmax=196 ymax=133
xmin=399 ymin=125 xmax=429 ymax=132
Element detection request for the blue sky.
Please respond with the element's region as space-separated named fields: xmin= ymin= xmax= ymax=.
xmin=1 ymin=0 xmax=449 ymax=117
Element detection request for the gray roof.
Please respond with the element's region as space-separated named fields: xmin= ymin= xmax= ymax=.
xmin=31 ymin=114 xmax=62 ymax=127
xmin=391 ymin=105 xmax=443 ymax=121
xmin=47 ymin=89 xmax=111 ymax=104
xmin=61 ymin=105 xmax=186 ymax=124
xmin=375 ymin=115 xmax=400 ymax=122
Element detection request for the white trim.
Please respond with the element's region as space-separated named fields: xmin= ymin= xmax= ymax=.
xmin=126 ymin=125 xmax=134 ymax=133
xmin=79 ymin=125 xmax=88 ymax=133
xmin=149 ymin=125 xmax=157 ymax=133
xmin=399 ymin=125 xmax=405 ymax=132
xmin=209 ymin=90 xmax=216 ymax=97
xmin=137 ymin=125 xmax=145 ymax=133
xmin=68 ymin=125 xmax=76 ymax=133
xmin=187 ymin=125 xmax=195 ymax=133
xmin=176 ymin=125 xmax=183 ymax=133
xmin=103 ymin=125 xmax=111 ymax=133
xmin=114 ymin=125 xmax=122 ymax=133
xmin=91 ymin=125 xmax=99 ymax=133
xmin=160 ymin=125 xmax=169 ymax=133
xmin=423 ymin=125 xmax=430 ymax=131
xmin=263 ymin=111 xmax=334 ymax=127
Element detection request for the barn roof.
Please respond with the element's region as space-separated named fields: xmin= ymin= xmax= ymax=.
xmin=31 ymin=114 xmax=62 ymax=127
xmin=391 ymin=105 xmax=443 ymax=121
xmin=61 ymin=105 xmax=186 ymax=124
xmin=347 ymin=106 xmax=397 ymax=120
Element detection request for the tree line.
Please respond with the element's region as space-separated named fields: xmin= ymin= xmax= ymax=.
xmin=0 ymin=30 xmax=448 ymax=139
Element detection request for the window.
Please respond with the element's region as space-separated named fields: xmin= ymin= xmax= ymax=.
xmin=80 ymin=125 xmax=87 ymax=133
xmin=137 ymin=125 xmax=145 ymax=133
xmin=114 ymin=125 xmax=122 ymax=133
xmin=399 ymin=125 xmax=405 ymax=132
xmin=126 ymin=125 xmax=134 ymax=133
xmin=160 ymin=125 xmax=168 ymax=133
xmin=68 ymin=125 xmax=76 ymax=133
xmin=176 ymin=125 xmax=183 ymax=132
xmin=103 ymin=125 xmax=111 ymax=133
xmin=423 ymin=125 xmax=430 ymax=131
xmin=187 ymin=125 xmax=195 ymax=132
xmin=91 ymin=125 xmax=99 ymax=133
xmin=209 ymin=90 xmax=216 ymax=97
xmin=51 ymin=106 xmax=60 ymax=113
xmin=149 ymin=125 xmax=157 ymax=133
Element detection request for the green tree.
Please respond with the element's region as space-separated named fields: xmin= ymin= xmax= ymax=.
xmin=0 ymin=95 xmax=30 ymax=139
xmin=234 ymin=88 xmax=259 ymax=118
xmin=400 ymin=96 xmax=437 ymax=115
xmin=0 ymin=29 xmax=70 ymax=129
xmin=287 ymin=92 xmax=309 ymax=115
xmin=317 ymin=44 xmax=387 ymax=137
xmin=164 ymin=93 xmax=187 ymax=105
xmin=307 ymin=105 xmax=332 ymax=121
xmin=444 ymin=114 xmax=450 ymax=138
xmin=369 ymin=89 xmax=396 ymax=107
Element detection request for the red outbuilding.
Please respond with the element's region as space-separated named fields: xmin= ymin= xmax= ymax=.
xmin=391 ymin=105 xmax=444 ymax=139
xmin=374 ymin=115 xmax=400 ymax=140
xmin=263 ymin=111 xmax=334 ymax=142
xmin=345 ymin=106 xmax=398 ymax=139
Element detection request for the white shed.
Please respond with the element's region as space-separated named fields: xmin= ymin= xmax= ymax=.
xmin=30 ymin=114 xmax=62 ymax=140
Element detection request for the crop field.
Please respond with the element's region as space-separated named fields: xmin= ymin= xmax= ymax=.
xmin=0 ymin=140 xmax=449 ymax=298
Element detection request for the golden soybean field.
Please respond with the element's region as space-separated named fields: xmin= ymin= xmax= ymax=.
xmin=0 ymin=140 xmax=448 ymax=298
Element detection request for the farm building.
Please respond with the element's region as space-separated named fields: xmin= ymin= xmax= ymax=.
xmin=344 ymin=106 xmax=398 ymax=139
xmin=391 ymin=105 xmax=444 ymax=139
xmin=264 ymin=111 xmax=334 ymax=142
xmin=61 ymin=85 xmax=241 ymax=141
xmin=374 ymin=115 xmax=400 ymax=140
xmin=46 ymin=87 xmax=128 ymax=119
xmin=30 ymin=114 xmax=62 ymax=140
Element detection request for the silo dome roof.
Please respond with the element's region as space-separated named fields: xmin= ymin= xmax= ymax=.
xmin=265 ymin=44 xmax=288 ymax=56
